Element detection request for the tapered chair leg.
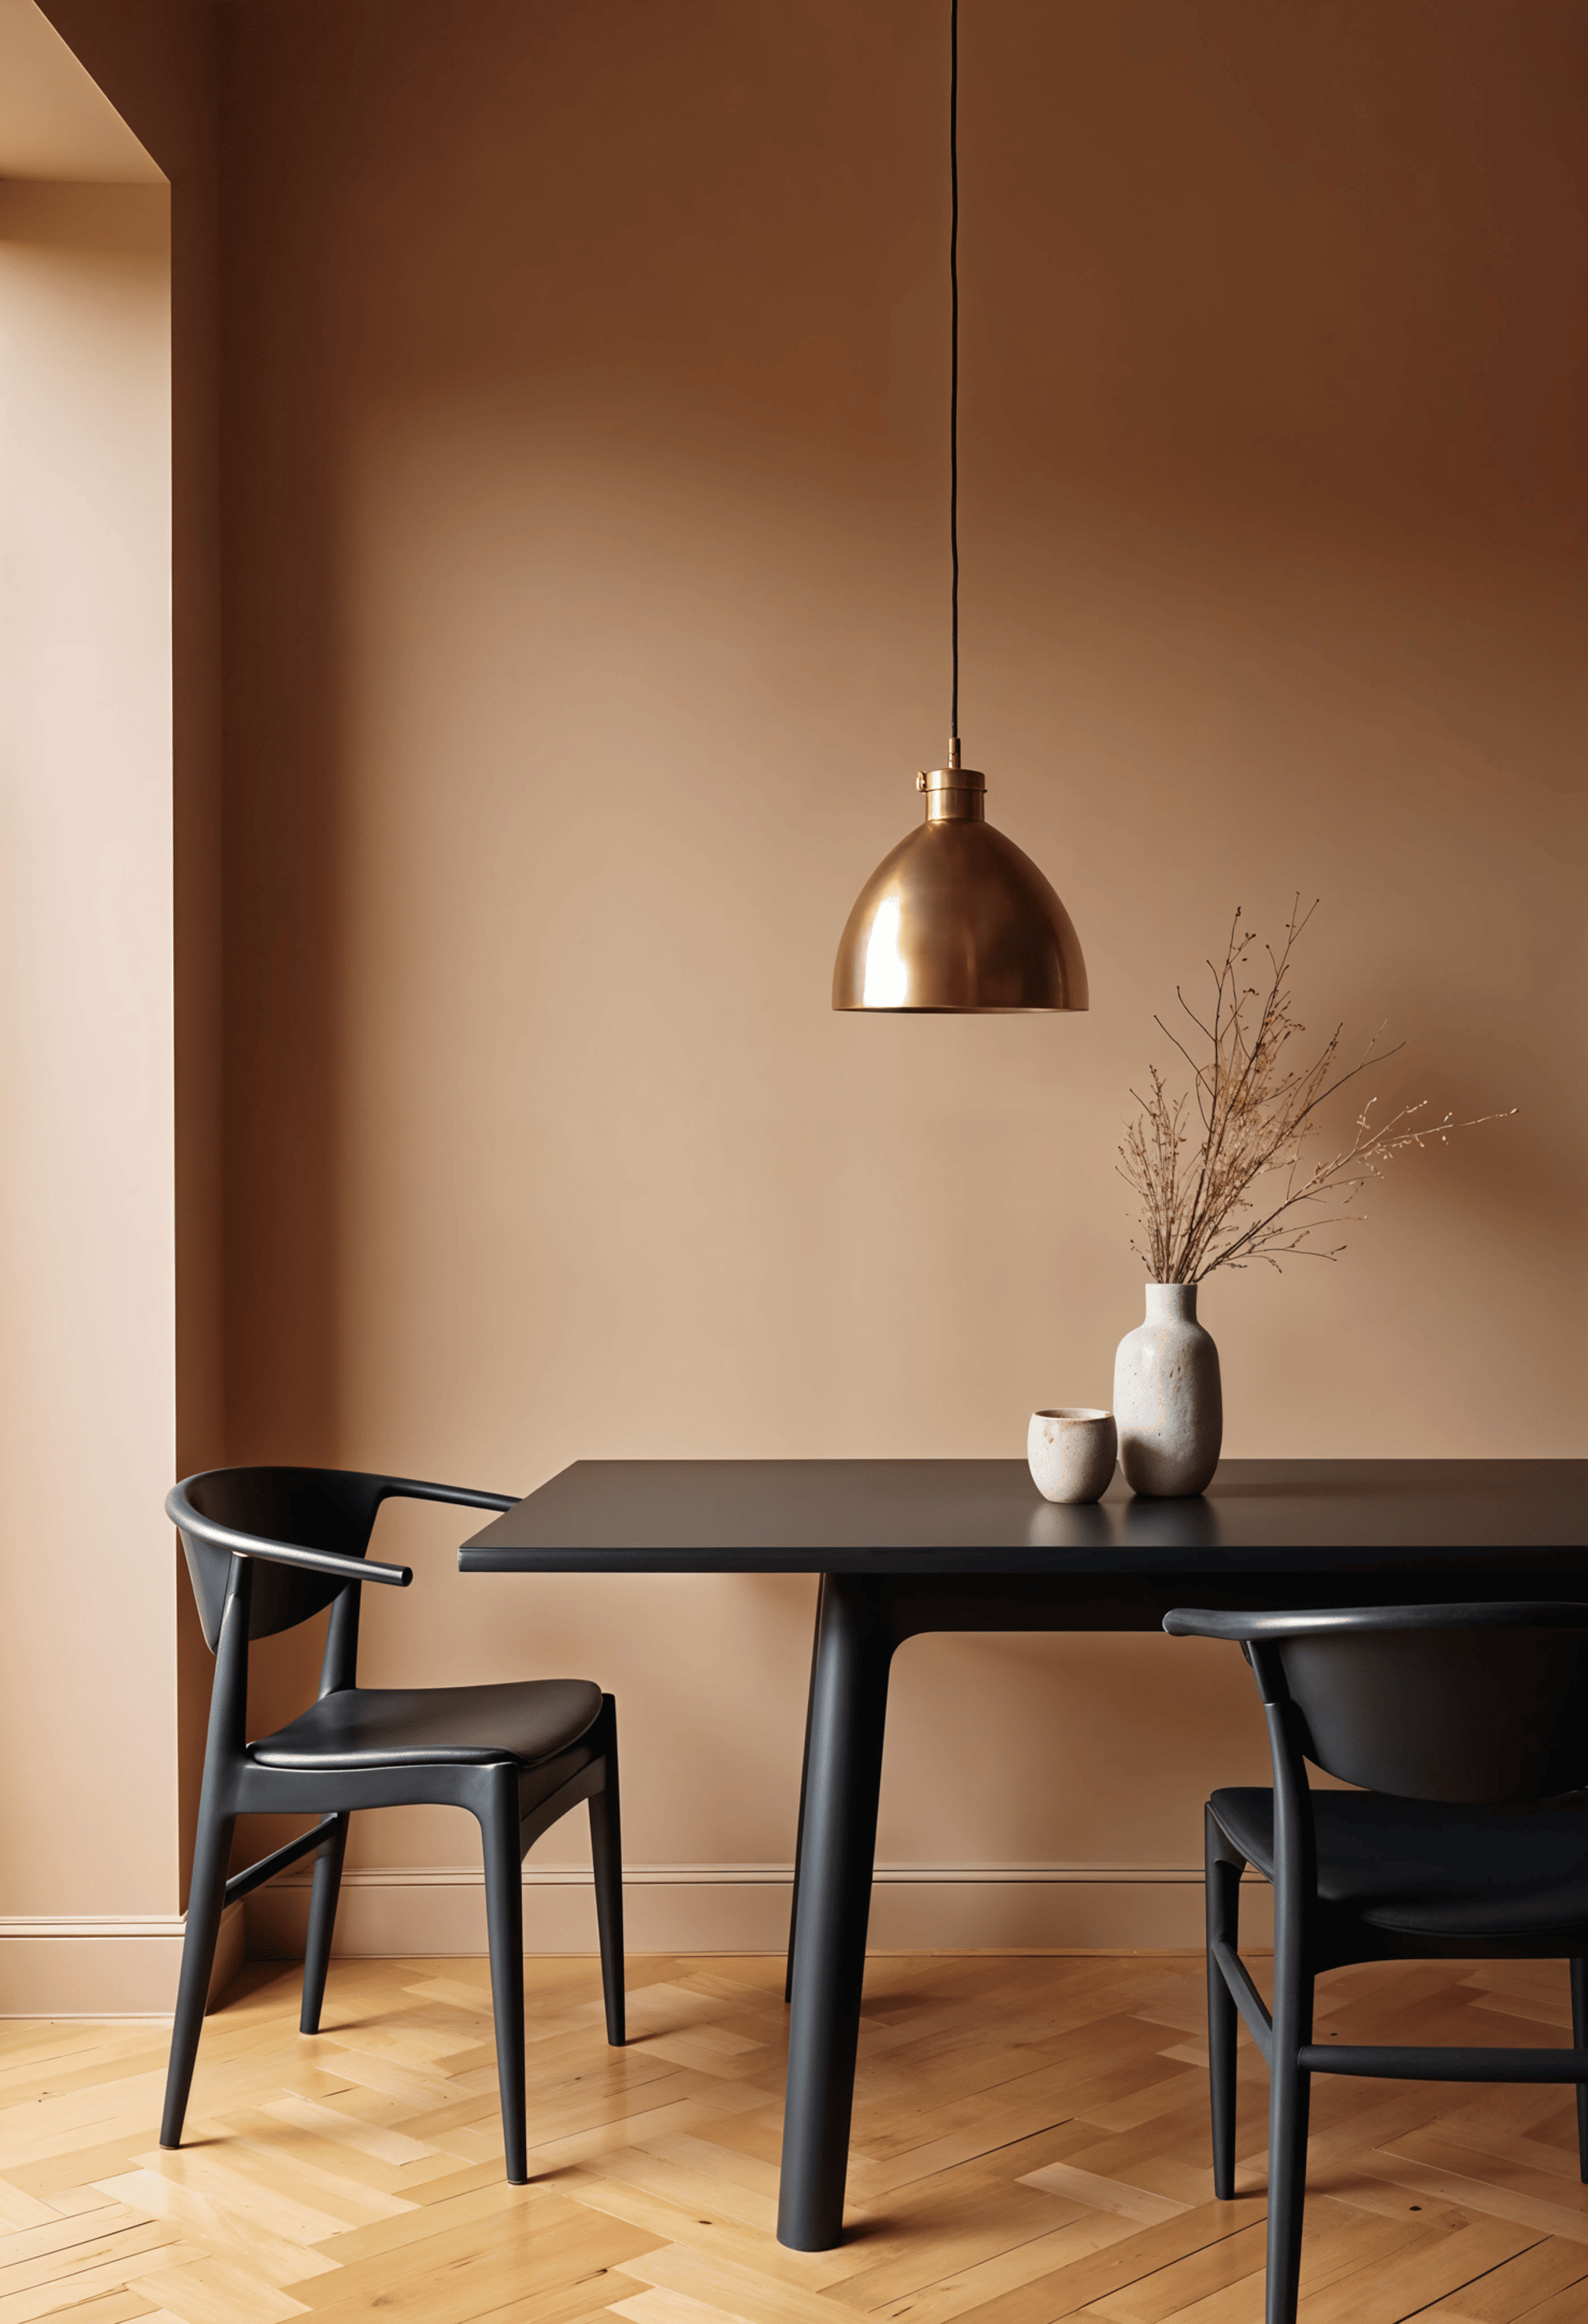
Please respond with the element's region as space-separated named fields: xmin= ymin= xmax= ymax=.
xmin=588 ymin=1704 xmax=625 ymax=2048
xmin=1206 ymin=1807 xmax=1244 ymax=2202
xmin=480 ymin=1775 xmax=529 ymax=2184
xmin=1264 ymin=1958 xmax=1314 ymax=2324
xmin=1571 ymin=1958 xmax=1588 ymax=2183
xmin=160 ymin=1799 xmax=237 ymax=2149
xmin=300 ymin=1814 xmax=350 ymax=2035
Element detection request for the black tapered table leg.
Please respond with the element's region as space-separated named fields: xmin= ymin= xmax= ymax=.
xmin=785 ymin=1573 xmax=828 ymax=2004
xmin=777 ymin=1572 xmax=894 ymax=2251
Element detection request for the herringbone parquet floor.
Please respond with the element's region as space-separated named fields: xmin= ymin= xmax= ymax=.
xmin=5 ymin=1951 xmax=1588 ymax=2324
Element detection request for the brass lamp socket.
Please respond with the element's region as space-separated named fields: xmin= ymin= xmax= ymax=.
xmin=916 ymin=764 xmax=987 ymax=823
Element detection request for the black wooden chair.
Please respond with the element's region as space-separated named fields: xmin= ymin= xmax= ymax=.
xmin=164 ymin=1466 xmax=624 ymax=2183
xmin=1165 ymin=1602 xmax=1588 ymax=2324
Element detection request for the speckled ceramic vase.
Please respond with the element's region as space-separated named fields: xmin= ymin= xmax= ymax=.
xmin=1113 ymin=1282 xmax=1222 ymax=1497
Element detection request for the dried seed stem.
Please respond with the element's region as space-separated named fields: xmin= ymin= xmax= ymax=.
xmin=1117 ymin=899 xmax=1513 ymax=1282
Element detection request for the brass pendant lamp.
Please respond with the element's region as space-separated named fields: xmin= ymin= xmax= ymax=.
xmin=831 ymin=0 xmax=1088 ymax=1013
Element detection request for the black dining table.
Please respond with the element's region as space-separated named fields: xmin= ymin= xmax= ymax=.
xmin=460 ymin=1454 xmax=1586 ymax=2250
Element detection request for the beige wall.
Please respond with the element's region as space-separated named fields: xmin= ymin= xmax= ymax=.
xmin=218 ymin=0 xmax=1586 ymax=1953
xmin=0 ymin=167 xmax=178 ymax=1921
xmin=37 ymin=0 xmax=228 ymax=1909
xmin=0 ymin=0 xmax=1581 ymax=1995
xmin=0 ymin=0 xmax=228 ymax=2012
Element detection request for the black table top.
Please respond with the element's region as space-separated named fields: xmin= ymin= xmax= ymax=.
xmin=459 ymin=1458 xmax=1587 ymax=1577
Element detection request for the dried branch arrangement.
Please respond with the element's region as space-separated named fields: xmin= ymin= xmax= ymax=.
xmin=1118 ymin=900 xmax=1512 ymax=1283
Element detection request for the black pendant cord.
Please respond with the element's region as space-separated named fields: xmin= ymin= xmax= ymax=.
xmin=949 ymin=0 xmax=959 ymax=760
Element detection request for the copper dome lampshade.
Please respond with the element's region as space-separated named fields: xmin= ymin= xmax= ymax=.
xmin=832 ymin=752 xmax=1088 ymax=1012
xmin=831 ymin=1 xmax=1088 ymax=1015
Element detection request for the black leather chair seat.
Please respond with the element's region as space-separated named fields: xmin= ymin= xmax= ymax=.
xmin=251 ymin=1678 xmax=604 ymax=1771
xmin=1213 ymin=1785 xmax=1588 ymax=1941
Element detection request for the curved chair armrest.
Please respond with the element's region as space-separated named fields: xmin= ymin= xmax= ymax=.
xmin=380 ymin=1477 xmax=520 ymax=1515
xmin=165 ymin=1487 xmax=411 ymax=1588
xmin=1165 ymin=1602 xmax=1588 ymax=1642
xmin=239 ymin=1537 xmax=411 ymax=1588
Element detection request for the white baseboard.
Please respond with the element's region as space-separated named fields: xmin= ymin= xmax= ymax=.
xmin=246 ymin=1863 xmax=1273 ymax=1958
xmin=0 ymin=1901 xmax=244 ymax=2017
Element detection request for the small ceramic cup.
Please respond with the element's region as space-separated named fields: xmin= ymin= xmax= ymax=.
xmin=1027 ymin=1408 xmax=1118 ymax=1504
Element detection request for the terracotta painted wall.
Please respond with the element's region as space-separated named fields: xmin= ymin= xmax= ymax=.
xmin=214 ymin=0 xmax=1585 ymax=1954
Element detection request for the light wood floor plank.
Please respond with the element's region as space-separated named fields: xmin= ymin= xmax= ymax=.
xmin=5 ymin=1954 xmax=1586 ymax=2324
xmin=550 ymin=2165 xmax=859 ymax=2293
xmin=91 ymin=2167 xmax=342 ymax=2291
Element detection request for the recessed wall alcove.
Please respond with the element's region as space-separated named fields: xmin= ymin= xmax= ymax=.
xmin=0 ymin=0 xmax=227 ymax=2012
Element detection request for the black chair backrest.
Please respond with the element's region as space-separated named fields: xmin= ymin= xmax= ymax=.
xmin=1164 ymin=1603 xmax=1588 ymax=1804
xmin=174 ymin=1467 xmax=393 ymax=1649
